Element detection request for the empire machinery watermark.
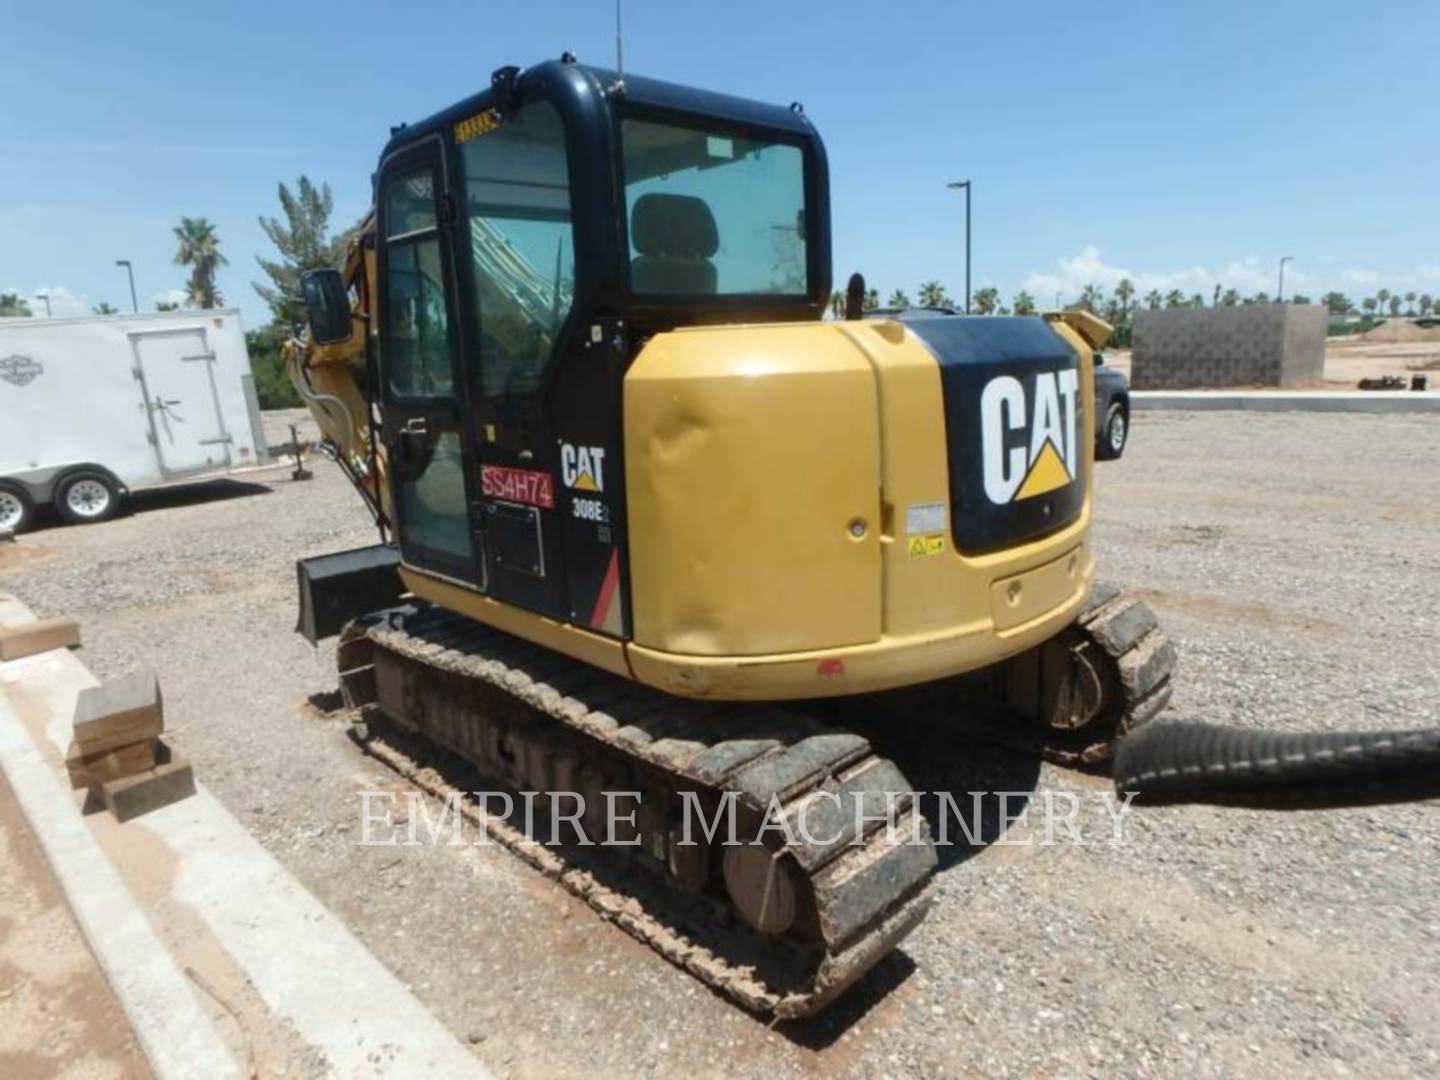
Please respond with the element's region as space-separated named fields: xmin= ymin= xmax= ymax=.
xmin=356 ymin=788 xmax=1139 ymax=849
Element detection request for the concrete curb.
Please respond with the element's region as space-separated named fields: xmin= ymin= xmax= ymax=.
xmin=1132 ymin=390 xmax=1440 ymax=414
xmin=0 ymin=595 xmax=492 ymax=1079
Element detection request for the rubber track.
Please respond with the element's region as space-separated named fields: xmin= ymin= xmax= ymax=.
xmin=342 ymin=604 xmax=936 ymax=1019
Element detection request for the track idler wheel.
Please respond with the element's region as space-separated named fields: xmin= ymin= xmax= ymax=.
xmin=723 ymin=843 xmax=801 ymax=935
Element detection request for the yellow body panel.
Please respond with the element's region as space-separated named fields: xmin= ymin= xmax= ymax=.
xmin=624 ymin=324 xmax=883 ymax=657
xmin=622 ymin=315 xmax=1101 ymax=700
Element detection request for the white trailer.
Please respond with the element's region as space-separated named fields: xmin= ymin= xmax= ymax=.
xmin=0 ymin=309 xmax=268 ymax=532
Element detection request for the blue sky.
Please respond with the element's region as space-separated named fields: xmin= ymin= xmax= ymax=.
xmin=3 ymin=0 xmax=1437 ymax=325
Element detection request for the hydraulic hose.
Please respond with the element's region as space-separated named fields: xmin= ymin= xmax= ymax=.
xmin=1113 ymin=721 xmax=1440 ymax=808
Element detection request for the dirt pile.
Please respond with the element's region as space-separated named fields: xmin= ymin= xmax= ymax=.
xmin=1361 ymin=319 xmax=1440 ymax=343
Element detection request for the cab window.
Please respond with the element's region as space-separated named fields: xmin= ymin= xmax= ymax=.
xmin=621 ymin=118 xmax=807 ymax=297
xmin=459 ymin=101 xmax=575 ymax=397
xmin=381 ymin=166 xmax=454 ymax=398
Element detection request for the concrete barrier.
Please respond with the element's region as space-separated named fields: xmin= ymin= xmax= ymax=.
xmin=1132 ymin=390 xmax=1440 ymax=414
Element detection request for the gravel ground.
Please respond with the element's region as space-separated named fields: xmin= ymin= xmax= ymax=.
xmin=1 ymin=410 xmax=1437 ymax=1078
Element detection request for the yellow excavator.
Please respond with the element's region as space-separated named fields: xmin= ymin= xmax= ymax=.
xmin=287 ymin=57 xmax=1438 ymax=1017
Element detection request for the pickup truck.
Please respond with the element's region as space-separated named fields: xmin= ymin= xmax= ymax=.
xmin=1092 ymin=351 xmax=1130 ymax=460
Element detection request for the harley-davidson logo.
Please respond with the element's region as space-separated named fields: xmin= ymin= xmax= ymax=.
xmin=0 ymin=354 xmax=43 ymax=387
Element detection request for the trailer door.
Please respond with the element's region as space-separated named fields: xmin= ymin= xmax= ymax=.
xmin=131 ymin=327 xmax=232 ymax=474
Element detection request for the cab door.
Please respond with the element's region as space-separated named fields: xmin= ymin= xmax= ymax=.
xmin=376 ymin=138 xmax=483 ymax=587
xmin=454 ymin=100 xmax=577 ymax=621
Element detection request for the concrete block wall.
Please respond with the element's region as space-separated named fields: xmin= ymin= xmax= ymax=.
xmin=1132 ymin=304 xmax=1326 ymax=389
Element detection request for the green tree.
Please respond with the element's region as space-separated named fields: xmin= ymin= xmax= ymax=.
xmin=245 ymin=325 xmax=302 ymax=409
xmin=1144 ymin=289 xmax=1163 ymax=310
xmin=92 ymin=302 xmax=118 ymax=315
xmin=1220 ymin=288 xmax=1240 ymax=307
xmin=1013 ymin=290 xmax=1036 ymax=315
xmin=1189 ymin=292 xmax=1206 ymax=308
xmin=887 ymin=288 xmax=911 ymax=308
xmin=1404 ymin=291 xmax=1417 ymax=315
xmin=0 ymin=293 xmax=33 ymax=317
xmin=1362 ymin=297 xmax=1377 ymax=315
xmin=1212 ymin=283 xmax=1222 ymax=307
xmin=918 ymin=280 xmax=951 ymax=308
xmin=1290 ymin=294 xmax=1312 ymax=306
xmin=829 ymin=291 xmax=845 ymax=318
xmin=863 ymin=287 xmax=879 ymax=312
xmin=155 ymin=300 xmax=181 ymax=312
xmin=254 ymin=176 xmax=356 ymax=327
xmin=1164 ymin=289 xmax=1186 ymax=308
xmin=1250 ymin=291 xmax=1271 ymax=305
xmin=972 ymin=286 xmax=1001 ymax=315
xmin=1376 ymin=288 xmax=1391 ymax=315
xmin=173 ymin=217 xmax=227 ymax=308
xmin=1420 ymin=294 xmax=1434 ymax=317
xmin=1321 ymin=291 xmax=1352 ymax=315
xmin=1114 ymin=277 xmax=1135 ymax=322
xmin=1388 ymin=294 xmax=1402 ymax=316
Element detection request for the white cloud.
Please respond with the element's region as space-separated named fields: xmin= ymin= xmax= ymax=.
xmin=1 ymin=285 xmax=92 ymax=317
xmin=1023 ymin=246 xmax=1440 ymax=303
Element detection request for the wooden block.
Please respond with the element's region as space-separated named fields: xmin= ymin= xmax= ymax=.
xmin=73 ymin=671 xmax=163 ymax=752
xmin=99 ymin=750 xmax=195 ymax=823
xmin=66 ymin=737 xmax=158 ymax=789
xmin=0 ymin=616 xmax=81 ymax=661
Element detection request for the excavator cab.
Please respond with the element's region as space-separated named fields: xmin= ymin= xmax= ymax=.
xmin=318 ymin=59 xmax=831 ymax=642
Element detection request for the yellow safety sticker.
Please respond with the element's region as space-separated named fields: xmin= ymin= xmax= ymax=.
xmin=908 ymin=534 xmax=945 ymax=558
xmin=455 ymin=110 xmax=502 ymax=143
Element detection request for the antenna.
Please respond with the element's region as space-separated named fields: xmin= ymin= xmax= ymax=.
xmin=613 ymin=0 xmax=626 ymax=92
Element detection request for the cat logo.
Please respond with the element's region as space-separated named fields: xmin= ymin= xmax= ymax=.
xmin=560 ymin=443 xmax=606 ymax=493
xmin=980 ymin=370 xmax=1079 ymax=504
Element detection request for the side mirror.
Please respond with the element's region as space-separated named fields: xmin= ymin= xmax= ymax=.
xmin=301 ymin=269 xmax=353 ymax=345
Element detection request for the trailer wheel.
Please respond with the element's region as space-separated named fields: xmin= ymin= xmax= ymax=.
xmin=54 ymin=471 xmax=120 ymax=525
xmin=0 ymin=482 xmax=35 ymax=534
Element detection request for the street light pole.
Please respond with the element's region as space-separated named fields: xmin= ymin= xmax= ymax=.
xmin=1277 ymin=256 xmax=1293 ymax=304
xmin=116 ymin=260 xmax=138 ymax=313
xmin=947 ymin=180 xmax=971 ymax=314
xmin=34 ymin=292 xmax=51 ymax=317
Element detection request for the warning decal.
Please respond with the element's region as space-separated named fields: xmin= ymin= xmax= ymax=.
xmin=908 ymin=534 xmax=945 ymax=558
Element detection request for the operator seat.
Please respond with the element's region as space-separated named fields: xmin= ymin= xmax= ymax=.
xmin=629 ymin=193 xmax=719 ymax=295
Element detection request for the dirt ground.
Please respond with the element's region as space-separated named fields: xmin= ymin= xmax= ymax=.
xmin=1105 ymin=336 xmax=1440 ymax=388
xmin=0 ymin=778 xmax=151 ymax=1079
xmin=2 ymin=409 xmax=1438 ymax=1078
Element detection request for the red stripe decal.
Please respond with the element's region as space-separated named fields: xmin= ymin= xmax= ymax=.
xmin=589 ymin=549 xmax=621 ymax=629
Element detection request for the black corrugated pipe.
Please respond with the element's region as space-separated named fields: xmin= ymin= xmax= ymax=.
xmin=1114 ymin=721 xmax=1440 ymax=809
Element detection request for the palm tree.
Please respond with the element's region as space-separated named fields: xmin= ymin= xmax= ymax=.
xmin=173 ymin=217 xmax=228 ymax=309
xmin=1251 ymin=292 xmax=1271 ymax=305
xmin=1376 ymin=288 xmax=1391 ymax=316
xmin=1188 ymin=292 xmax=1205 ymax=308
xmin=1404 ymin=291 xmax=1417 ymax=315
xmin=1114 ymin=278 xmax=1135 ymax=322
xmin=1144 ymin=289 xmax=1163 ymax=310
xmin=972 ymin=286 xmax=1000 ymax=315
xmin=1362 ymin=297 xmax=1377 ymax=315
xmin=1420 ymin=294 xmax=1434 ymax=317
xmin=863 ymin=287 xmax=879 ymax=312
xmin=1388 ymin=294 xmax=1401 ymax=316
xmin=829 ymin=291 xmax=844 ymax=319
xmin=0 ymin=292 xmax=32 ymax=317
xmin=93 ymin=302 xmax=118 ymax=315
xmin=918 ymin=280 xmax=949 ymax=308
xmin=887 ymin=289 xmax=910 ymax=309
xmin=1013 ymin=290 xmax=1036 ymax=315
xmin=1220 ymin=288 xmax=1240 ymax=307
xmin=155 ymin=300 xmax=181 ymax=312
xmin=1164 ymin=289 xmax=1186 ymax=308
xmin=1212 ymin=284 xmax=1222 ymax=307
